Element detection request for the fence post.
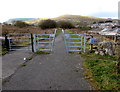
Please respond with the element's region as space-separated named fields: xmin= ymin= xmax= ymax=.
xmin=90 ymin=35 xmax=93 ymax=51
xmin=33 ymin=34 xmax=37 ymax=52
xmin=114 ymin=35 xmax=117 ymax=42
xmin=84 ymin=34 xmax=86 ymax=52
xmin=54 ymin=29 xmax=57 ymax=34
xmin=31 ymin=33 xmax=34 ymax=52
xmin=4 ymin=34 xmax=9 ymax=51
xmin=90 ymin=43 xmax=93 ymax=50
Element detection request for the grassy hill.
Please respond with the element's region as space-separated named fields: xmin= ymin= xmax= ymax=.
xmin=24 ymin=15 xmax=109 ymax=25
xmin=53 ymin=15 xmax=107 ymax=24
xmin=24 ymin=18 xmax=48 ymax=25
xmin=53 ymin=15 xmax=101 ymax=20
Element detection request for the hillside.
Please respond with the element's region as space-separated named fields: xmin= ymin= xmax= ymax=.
xmin=24 ymin=15 xmax=108 ymax=25
xmin=25 ymin=18 xmax=48 ymax=25
xmin=53 ymin=15 xmax=102 ymax=21
xmin=6 ymin=18 xmax=36 ymax=24
xmin=53 ymin=15 xmax=108 ymax=24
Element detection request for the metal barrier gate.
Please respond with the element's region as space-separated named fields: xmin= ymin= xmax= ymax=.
xmin=33 ymin=30 xmax=56 ymax=52
xmin=5 ymin=29 xmax=86 ymax=53
xmin=6 ymin=29 xmax=56 ymax=52
xmin=7 ymin=33 xmax=32 ymax=51
xmin=62 ymin=29 xmax=86 ymax=52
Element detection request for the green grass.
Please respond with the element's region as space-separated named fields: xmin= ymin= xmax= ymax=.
xmin=82 ymin=53 xmax=120 ymax=90
xmin=12 ymin=41 xmax=30 ymax=46
xmin=36 ymin=51 xmax=50 ymax=54
xmin=66 ymin=29 xmax=81 ymax=41
xmin=21 ymin=63 xmax=27 ymax=67
xmin=56 ymin=29 xmax=62 ymax=36
xmin=27 ymin=56 xmax=33 ymax=60
xmin=0 ymin=47 xmax=8 ymax=55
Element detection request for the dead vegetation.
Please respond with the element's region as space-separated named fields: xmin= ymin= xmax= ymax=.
xmin=2 ymin=25 xmax=55 ymax=35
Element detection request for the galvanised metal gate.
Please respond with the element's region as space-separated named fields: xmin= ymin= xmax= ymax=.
xmin=6 ymin=30 xmax=56 ymax=52
xmin=7 ymin=33 xmax=32 ymax=51
xmin=6 ymin=29 xmax=86 ymax=53
xmin=33 ymin=30 xmax=56 ymax=52
xmin=62 ymin=29 xmax=86 ymax=52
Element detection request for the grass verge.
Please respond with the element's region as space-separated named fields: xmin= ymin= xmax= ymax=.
xmin=81 ymin=53 xmax=120 ymax=90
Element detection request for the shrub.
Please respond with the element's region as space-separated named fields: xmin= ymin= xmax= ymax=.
xmin=14 ymin=21 xmax=29 ymax=28
xmin=57 ymin=21 xmax=74 ymax=29
xmin=38 ymin=19 xmax=57 ymax=29
xmin=79 ymin=26 xmax=91 ymax=30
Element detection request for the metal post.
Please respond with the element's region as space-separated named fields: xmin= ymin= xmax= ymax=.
xmin=62 ymin=29 xmax=64 ymax=34
xmin=84 ymin=34 xmax=86 ymax=52
xmin=33 ymin=34 xmax=37 ymax=52
xmin=4 ymin=34 xmax=9 ymax=51
xmin=52 ymin=34 xmax=55 ymax=47
xmin=31 ymin=33 xmax=34 ymax=52
xmin=51 ymin=34 xmax=55 ymax=52
xmin=54 ymin=29 xmax=57 ymax=35
xmin=49 ymin=34 xmax=51 ymax=52
xmin=81 ymin=36 xmax=83 ymax=50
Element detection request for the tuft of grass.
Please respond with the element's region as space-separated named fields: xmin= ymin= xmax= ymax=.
xmin=36 ymin=51 xmax=50 ymax=54
xmin=0 ymin=47 xmax=8 ymax=56
xmin=27 ymin=56 xmax=33 ymax=60
xmin=21 ymin=64 xmax=27 ymax=67
xmin=68 ymin=51 xmax=75 ymax=54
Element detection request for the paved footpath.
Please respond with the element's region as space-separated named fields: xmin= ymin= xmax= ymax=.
xmin=2 ymin=50 xmax=33 ymax=80
xmin=3 ymin=33 xmax=92 ymax=90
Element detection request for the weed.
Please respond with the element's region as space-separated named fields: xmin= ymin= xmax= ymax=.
xmin=27 ymin=56 xmax=33 ymax=60
xmin=21 ymin=64 xmax=27 ymax=67
xmin=0 ymin=47 xmax=8 ymax=55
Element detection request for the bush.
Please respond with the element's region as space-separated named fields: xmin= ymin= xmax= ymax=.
xmin=79 ymin=26 xmax=91 ymax=30
xmin=38 ymin=19 xmax=57 ymax=29
xmin=14 ymin=21 xmax=29 ymax=28
xmin=57 ymin=21 xmax=74 ymax=29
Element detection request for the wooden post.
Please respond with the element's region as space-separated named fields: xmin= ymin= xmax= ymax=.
xmin=31 ymin=33 xmax=34 ymax=52
xmin=90 ymin=43 xmax=93 ymax=50
xmin=90 ymin=35 xmax=93 ymax=51
xmin=101 ymin=35 xmax=104 ymax=41
xmin=114 ymin=35 xmax=117 ymax=42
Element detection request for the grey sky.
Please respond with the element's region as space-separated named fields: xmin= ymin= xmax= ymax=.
xmin=0 ymin=0 xmax=119 ymax=22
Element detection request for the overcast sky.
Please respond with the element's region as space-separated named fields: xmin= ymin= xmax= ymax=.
xmin=0 ymin=0 xmax=119 ymax=22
